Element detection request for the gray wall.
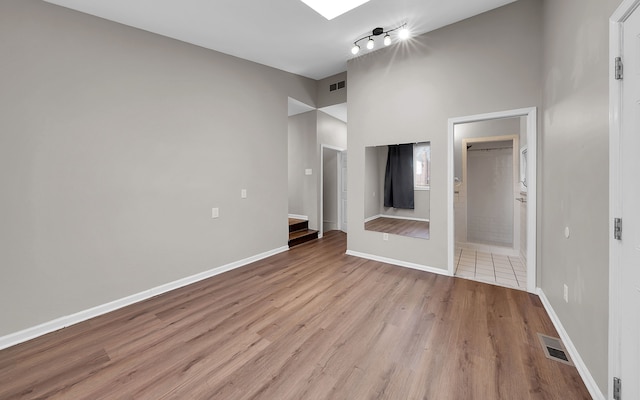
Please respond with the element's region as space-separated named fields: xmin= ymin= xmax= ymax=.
xmin=541 ymin=0 xmax=621 ymax=393
xmin=364 ymin=146 xmax=381 ymax=220
xmin=288 ymin=111 xmax=318 ymax=227
xmin=317 ymin=72 xmax=347 ymax=109
xmin=0 ymin=0 xmax=316 ymax=336
xmin=347 ymin=0 xmax=542 ymax=268
xmin=318 ymin=111 xmax=347 ymax=149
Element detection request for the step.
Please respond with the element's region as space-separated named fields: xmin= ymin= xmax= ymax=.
xmin=289 ymin=218 xmax=308 ymax=233
xmin=288 ymin=229 xmax=318 ymax=248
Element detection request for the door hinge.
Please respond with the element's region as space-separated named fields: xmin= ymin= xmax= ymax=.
xmin=613 ymin=377 xmax=621 ymax=400
xmin=614 ymin=218 xmax=622 ymax=240
xmin=615 ymin=57 xmax=623 ymax=80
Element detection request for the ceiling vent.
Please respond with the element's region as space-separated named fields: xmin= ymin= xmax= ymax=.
xmin=329 ymin=80 xmax=346 ymax=92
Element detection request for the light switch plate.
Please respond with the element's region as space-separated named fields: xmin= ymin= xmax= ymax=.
xmin=212 ymin=208 xmax=219 ymax=218
xmin=305 ymin=169 xmax=312 ymax=175
xmin=241 ymin=189 xmax=247 ymax=198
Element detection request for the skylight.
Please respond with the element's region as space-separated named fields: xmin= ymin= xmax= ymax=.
xmin=299 ymin=0 xmax=371 ymax=20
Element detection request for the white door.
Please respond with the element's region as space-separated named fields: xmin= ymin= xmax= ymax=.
xmin=618 ymin=4 xmax=640 ymax=399
xmin=340 ymin=151 xmax=348 ymax=233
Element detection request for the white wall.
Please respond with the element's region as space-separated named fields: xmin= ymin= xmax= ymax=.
xmin=454 ymin=117 xmax=522 ymax=179
xmin=467 ymin=145 xmax=514 ymax=245
xmin=347 ymin=0 xmax=542 ymax=268
xmin=0 ymin=0 xmax=317 ymax=337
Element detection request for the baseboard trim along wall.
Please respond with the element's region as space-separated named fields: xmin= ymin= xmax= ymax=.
xmin=0 ymin=245 xmax=289 ymax=351
xmin=288 ymin=214 xmax=308 ymax=220
xmin=537 ymin=288 xmax=605 ymax=400
xmin=346 ymin=250 xmax=450 ymax=277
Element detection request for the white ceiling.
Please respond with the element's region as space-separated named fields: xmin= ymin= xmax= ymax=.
xmin=43 ymin=0 xmax=517 ymax=80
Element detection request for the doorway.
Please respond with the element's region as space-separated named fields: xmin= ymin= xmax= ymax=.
xmin=609 ymin=1 xmax=640 ymax=398
xmin=447 ymin=107 xmax=537 ymax=293
xmin=320 ymin=145 xmax=346 ymax=238
xmin=461 ymin=136 xmax=519 ymax=251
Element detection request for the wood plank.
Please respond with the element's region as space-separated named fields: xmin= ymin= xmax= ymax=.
xmin=0 ymin=231 xmax=591 ymax=399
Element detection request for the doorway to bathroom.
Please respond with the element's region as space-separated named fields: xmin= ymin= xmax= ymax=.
xmin=447 ymin=107 xmax=537 ymax=293
xmin=455 ymin=134 xmax=525 ymax=289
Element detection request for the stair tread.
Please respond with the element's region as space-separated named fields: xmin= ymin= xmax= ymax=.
xmin=288 ymin=218 xmax=306 ymax=226
xmin=289 ymin=229 xmax=318 ymax=240
xmin=289 ymin=218 xmax=309 ymax=233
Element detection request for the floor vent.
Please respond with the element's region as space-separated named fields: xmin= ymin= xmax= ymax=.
xmin=537 ymin=333 xmax=573 ymax=366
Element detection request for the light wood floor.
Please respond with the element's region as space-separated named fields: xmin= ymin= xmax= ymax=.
xmin=365 ymin=217 xmax=430 ymax=239
xmin=0 ymin=231 xmax=590 ymax=399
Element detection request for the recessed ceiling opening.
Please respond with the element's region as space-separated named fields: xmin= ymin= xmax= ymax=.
xmin=299 ymin=0 xmax=371 ymax=20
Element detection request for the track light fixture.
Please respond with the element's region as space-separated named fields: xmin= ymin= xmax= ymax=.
xmin=351 ymin=23 xmax=409 ymax=55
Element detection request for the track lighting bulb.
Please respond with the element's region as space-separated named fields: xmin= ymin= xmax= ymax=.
xmin=366 ymin=37 xmax=375 ymax=50
xmin=398 ymin=27 xmax=410 ymax=40
xmin=350 ymin=23 xmax=408 ymax=55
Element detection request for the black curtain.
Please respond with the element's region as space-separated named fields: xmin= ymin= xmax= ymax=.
xmin=384 ymin=144 xmax=414 ymax=209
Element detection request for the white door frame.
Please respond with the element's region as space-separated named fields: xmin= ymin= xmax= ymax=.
xmin=609 ymin=1 xmax=640 ymax=398
xmin=320 ymin=144 xmax=346 ymax=238
xmin=447 ymin=107 xmax=537 ymax=293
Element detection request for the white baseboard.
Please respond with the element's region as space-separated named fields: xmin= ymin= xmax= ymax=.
xmin=0 ymin=246 xmax=289 ymax=351
xmin=345 ymin=250 xmax=450 ymax=277
xmin=380 ymin=214 xmax=429 ymax=222
xmin=536 ymin=288 xmax=605 ymax=400
xmin=288 ymin=214 xmax=308 ymax=221
xmin=364 ymin=214 xmax=381 ymax=223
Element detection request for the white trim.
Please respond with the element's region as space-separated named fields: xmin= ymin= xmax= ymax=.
xmin=346 ymin=250 xmax=451 ymax=277
xmin=537 ymin=289 xmax=605 ymax=400
xmin=364 ymin=214 xmax=381 ymax=223
xmin=447 ymin=107 xmax=537 ymax=294
xmin=288 ymin=214 xmax=308 ymax=221
xmin=0 ymin=245 xmax=288 ymax=351
xmin=609 ymin=1 xmax=640 ymax=398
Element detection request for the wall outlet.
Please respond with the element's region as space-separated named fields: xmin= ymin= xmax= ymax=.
xmin=241 ymin=189 xmax=247 ymax=198
xmin=383 ymin=233 xmax=389 ymax=241
xmin=563 ymin=284 xmax=568 ymax=303
xmin=212 ymin=208 xmax=219 ymax=218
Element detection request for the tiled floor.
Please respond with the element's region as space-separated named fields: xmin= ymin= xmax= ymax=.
xmin=454 ymin=248 xmax=527 ymax=290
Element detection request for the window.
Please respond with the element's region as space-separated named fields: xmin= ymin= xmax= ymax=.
xmin=414 ymin=142 xmax=431 ymax=190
